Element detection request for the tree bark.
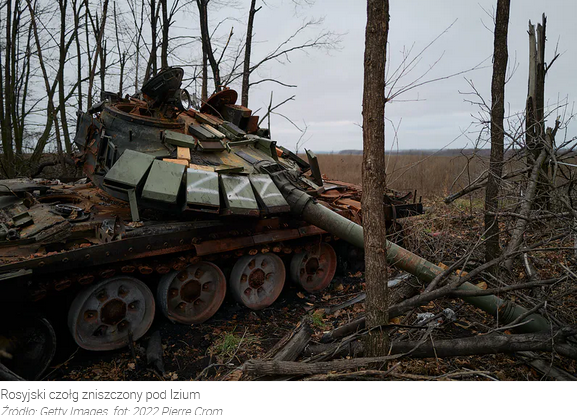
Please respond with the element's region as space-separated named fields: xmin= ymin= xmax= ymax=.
xmin=58 ymin=0 xmax=72 ymax=154
xmin=201 ymin=49 xmax=208 ymax=101
xmin=504 ymin=146 xmax=548 ymax=270
xmin=73 ymin=0 xmax=84 ymax=111
xmin=361 ymin=0 xmax=390 ymax=357
xmin=87 ymin=0 xmax=109 ymax=108
xmin=241 ymin=0 xmax=259 ymax=107
xmin=269 ymin=317 xmax=313 ymax=362
xmin=306 ymin=328 xmax=577 ymax=362
xmin=114 ymin=2 xmax=126 ymax=95
xmin=196 ymin=0 xmax=221 ymax=93
xmin=484 ymin=0 xmax=510 ymax=265
xmin=160 ymin=0 xmax=169 ymax=69
xmin=244 ymin=354 xmax=402 ymax=377
xmin=144 ymin=0 xmax=159 ymax=82
xmin=0 ymin=0 xmax=15 ymax=177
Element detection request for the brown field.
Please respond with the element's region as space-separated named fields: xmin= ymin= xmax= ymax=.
xmin=317 ymin=153 xmax=489 ymax=197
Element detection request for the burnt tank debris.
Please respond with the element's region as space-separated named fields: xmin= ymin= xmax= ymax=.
xmin=0 ymin=67 xmax=424 ymax=379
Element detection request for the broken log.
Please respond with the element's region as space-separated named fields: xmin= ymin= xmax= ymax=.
xmin=244 ymin=353 xmax=403 ymax=376
xmin=313 ymin=327 xmax=577 ymax=361
xmin=271 ymin=317 xmax=313 ymax=362
xmin=321 ymin=317 xmax=365 ymax=343
xmin=250 ymin=330 xmax=577 ymax=377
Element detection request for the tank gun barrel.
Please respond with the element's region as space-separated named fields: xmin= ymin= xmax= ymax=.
xmin=270 ymin=170 xmax=550 ymax=333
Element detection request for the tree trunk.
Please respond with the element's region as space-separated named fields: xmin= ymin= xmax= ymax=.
xmin=160 ymin=0 xmax=169 ymax=69
xmin=484 ymin=0 xmax=510 ymax=265
xmin=201 ymin=49 xmax=208 ymax=101
xmin=87 ymin=0 xmax=109 ymax=108
xmin=114 ymin=2 xmax=126 ymax=95
xmin=504 ymin=142 xmax=550 ymax=270
xmin=144 ymin=0 xmax=159 ymax=82
xmin=196 ymin=0 xmax=221 ymax=93
xmin=1 ymin=0 xmax=15 ymax=177
xmin=58 ymin=0 xmax=72 ymax=154
xmin=99 ymin=40 xmax=107 ymax=97
xmin=306 ymin=327 xmax=577 ymax=362
xmin=269 ymin=317 xmax=313 ymax=362
xmin=361 ymin=0 xmax=390 ymax=357
xmin=241 ymin=0 xmax=258 ymax=107
xmin=16 ymin=22 xmax=33 ymax=156
xmin=73 ymin=0 xmax=83 ymax=111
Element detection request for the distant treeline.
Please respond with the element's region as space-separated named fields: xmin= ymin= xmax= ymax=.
xmin=318 ymin=149 xmax=496 ymax=157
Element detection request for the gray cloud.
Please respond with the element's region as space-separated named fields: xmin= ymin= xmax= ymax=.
xmin=234 ymin=0 xmax=577 ymax=152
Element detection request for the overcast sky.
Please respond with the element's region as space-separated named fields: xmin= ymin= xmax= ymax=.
xmin=226 ymin=0 xmax=577 ymax=153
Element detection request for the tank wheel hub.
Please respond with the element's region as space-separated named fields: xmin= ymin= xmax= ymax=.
xmin=290 ymin=242 xmax=337 ymax=293
xmin=157 ymin=261 xmax=226 ymax=325
xmin=68 ymin=277 xmax=155 ymax=351
xmin=230 ymin=253 xmax=285 ymax=310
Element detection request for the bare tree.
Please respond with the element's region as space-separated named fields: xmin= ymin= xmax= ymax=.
xmin=144 ymin=0 xmax=160 ymax=82
xmin=86 ymin=0 xmax=110 ymax=108
xmin=240 ymin=0 xmax=259 ymax=107
xmin=484 ymin=0 xmax=510 ymax=265
xmin=126 ymin=0 xmax=146 ymax=92
xmin=195 ymin=0 xmax=225 ymax=96
xmin=361 ymin=0 xmax=389 ymax=357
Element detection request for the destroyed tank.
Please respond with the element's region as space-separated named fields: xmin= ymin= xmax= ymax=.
xmin=0 ymin=67 xmax=424 ymax=379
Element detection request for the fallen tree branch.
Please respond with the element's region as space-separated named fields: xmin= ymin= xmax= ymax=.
xmin=244 ymin=353 xmax=404 ymax=376
xmin=325 ymin=293 xmax=366 ymax=314
xmin=270 ymin=316 xmax=313 ymax=362
xmin=321 ymin=274 xmax=420 ymax=343
xmin=444 ymin=166 xmax=531 ymax=204
xmin=449 ymin=277 xmax=559 ymax=297
xmin=311 ymin=327 xmax=577 ymax=362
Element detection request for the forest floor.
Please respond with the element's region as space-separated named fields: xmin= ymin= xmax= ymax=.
xmin=45 ymin=197 xmax=577 ymax=381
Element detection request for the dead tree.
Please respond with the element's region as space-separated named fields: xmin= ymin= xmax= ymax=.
xmin=196 ymin=0 xmax=222 ymax=94
xmin=26 ymin=0 xmax=61 ymax=165
xmin=72 ymin=0 xmax=84 ymax=111
xmin=126 ymin=0 xmax=146 ymax=92
xmin=361 ymin=0 xmax=389 ymax=357
xmin=503 ymin=15 xmax=560 ymax=271
xmin=113 ymin=2 xmax=127 ymax=95
xmin=221 ymin=2 xmax=339 ymax=107
xmin=240 ymin=0 xmax=259 ymax=108
xmin=484 ymin=0 xmax=510 ymax=265
xmin=57 ymin=0 xmax=74 ymax=154
xmin=526 ymin=14 xmax=558 ymax=208
xmin=0 ymin=0 xmax=23 ymax=177
xmin=144 ymin=0 xmax=160 ymax=82
xmin=86 ymin=0 xmax=110 ymax=108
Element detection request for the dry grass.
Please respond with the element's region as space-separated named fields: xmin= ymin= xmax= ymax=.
xmin=317 ymin=153 xmax=488 ymax=197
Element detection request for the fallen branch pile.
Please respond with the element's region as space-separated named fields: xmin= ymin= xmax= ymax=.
xmin=227 ymin=263 xmax=577 ymax=381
